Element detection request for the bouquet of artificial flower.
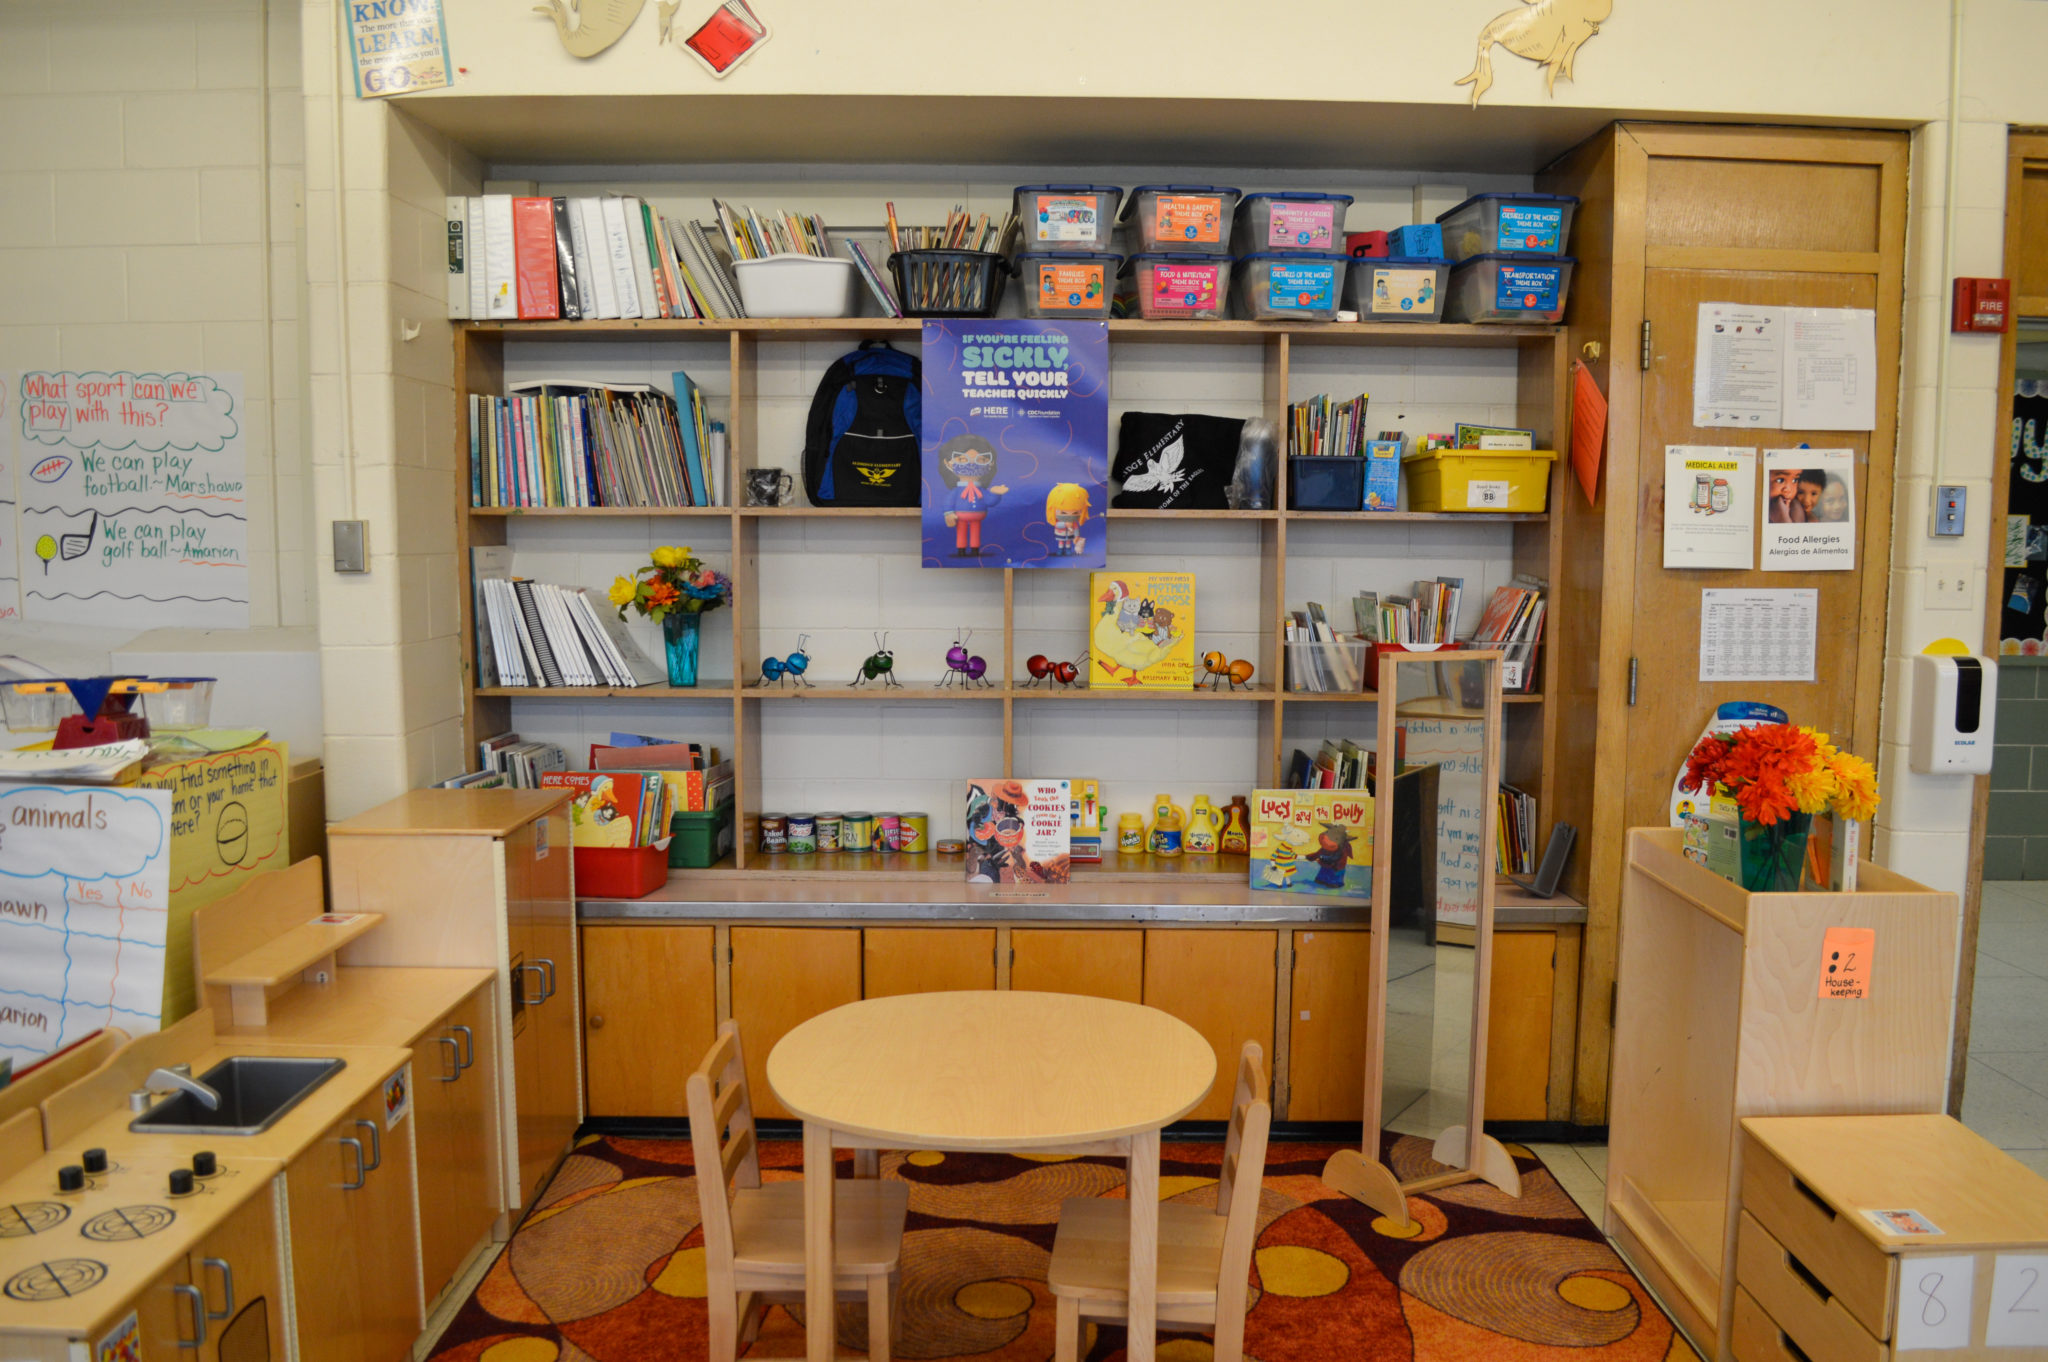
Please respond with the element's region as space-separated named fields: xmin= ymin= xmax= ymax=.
xmin=610 ymin=545 xmax=731 ymax=623
xmin=1680 ymin=722 xmax=1879 ymax=826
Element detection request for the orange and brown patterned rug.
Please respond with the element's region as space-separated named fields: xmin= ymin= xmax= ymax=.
xmin=426 ymin=1135 xmax=1690 ymax=1362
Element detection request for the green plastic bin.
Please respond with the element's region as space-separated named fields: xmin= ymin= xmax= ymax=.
xmin=669 ymin=800 xmax=735 ymax=869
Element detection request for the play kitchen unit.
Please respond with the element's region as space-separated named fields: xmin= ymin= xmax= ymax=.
xmin=0 ymin=793 xmax=579 ymax=1362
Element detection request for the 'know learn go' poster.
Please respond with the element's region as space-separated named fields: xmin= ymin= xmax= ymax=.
xmin=920 ymin=320 xmax=1109 ymax=570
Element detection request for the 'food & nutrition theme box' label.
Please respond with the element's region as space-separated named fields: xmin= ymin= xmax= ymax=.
xmin=1151 ymin=262 xmax=1222 ymax=312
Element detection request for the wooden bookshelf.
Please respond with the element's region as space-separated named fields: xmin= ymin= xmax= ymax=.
xmin=452 ymin=317 xmax=1588 ymax=892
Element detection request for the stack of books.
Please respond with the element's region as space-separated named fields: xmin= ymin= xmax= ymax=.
xmin=1282 ymin=735 xmax=1401 ymax=791
xmin=1498 ymin=784 xmax=1536 ymax=875
xmin=538 ymin=769 xmax=676 ymax=848
xmin=469 ymin=372 xmax=720 ymax=509
xmin=452 ymin=733 xmax=570 ymax=789
xmin=1354 ymin=577 xmax=1465 ymax=649
xmin=590 ymin=732 xmax=734 ymax=812
xmin=471 ymin=548 xmax=666 ymax=690
xmin=1287 ymin=391 xmax=1371 ymax=459
xmin=1469 ymin=577 xmax=1547 ymax=693
xmin=1284 ymin=601 xmax=1361 ymax=692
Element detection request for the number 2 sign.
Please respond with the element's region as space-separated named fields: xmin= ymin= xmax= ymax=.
xmin=1989 ymin=1254 xmax=2048 ymax=1348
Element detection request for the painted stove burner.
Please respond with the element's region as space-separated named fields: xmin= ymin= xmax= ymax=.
xmin=4 ymin=1258 xmax=108 ymax=1302
xmin=0 ymin=1202 xmax=70 ymax=1238
xmin=80 ymin=1205 xmax=177 ymax=1242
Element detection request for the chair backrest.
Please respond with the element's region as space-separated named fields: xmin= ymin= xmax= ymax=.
xmin=1212 ymin=1042 xmax=1271 ymax=1324
xmin=685 ymin=1019 xmax=763 ymax=1270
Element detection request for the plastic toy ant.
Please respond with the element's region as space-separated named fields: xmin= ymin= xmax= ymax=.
xmin=941 ymin=629 xmax=992 ymax=689
xmin=1023 ymin=651 xmax=1088 ymax=689
xmin=1200 ymin=651 xmax=1256 ymax=690
xmin=759 ymin=635 xmax=813 ymax=688
xmin=851 ymin=632 xmax=900 ymax=689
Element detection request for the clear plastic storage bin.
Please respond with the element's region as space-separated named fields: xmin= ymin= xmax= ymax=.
xmin=1435 ymin=192 xmax=1579 ymax=261
xmin=1014 ymin=184 xmax=1121 ymax=253
xmin=1286 ymin=638 xmax=1369 ymax=693
xmin=1235 ymin=192 xmax=1352 ymax=255
xmin=1234 ymin=253 xmax=1346 ymax=321
xmin=1444 ymin=253 xmax=1576 ymax=324
xmin=140 ymin=677 xmax=216 ymax=730
xmin=1118 ymin=253 xmax=1232 ymax=320
xmin=1016 ymin=252 xmax=1118 ymax=318
xmin=1345 ymin=256 xmax=1449 ymax=323
xmin=732 ymin=255 xmax=859 ymax=318
xmin=1121 ymin=184 xmax=1241 ymax=252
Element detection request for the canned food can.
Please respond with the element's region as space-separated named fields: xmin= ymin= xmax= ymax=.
xmin=786 ymin=814 xmax=816 ymax=855
xmin=898 ymin=812 xmax=930 ymax=854
xmin=815 ymin=813 xmax=842 ymax=853
xmin=936 ymin=839 xmax=966 ymax=856
xmin=759 ymin=813 xmax=787 ymax=853
xmin=842 ymin=812 xmax=874 ymax=852
xmin=875 ymin=813 xmax=901 ymax=851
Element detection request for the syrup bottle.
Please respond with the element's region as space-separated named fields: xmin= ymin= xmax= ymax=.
xmin=1219 ymin=795 xmax=1251 ymax=857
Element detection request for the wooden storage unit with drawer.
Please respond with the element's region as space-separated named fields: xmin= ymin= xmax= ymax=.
xmin=1733 ymin=1114 xmax=2048 ymax=1362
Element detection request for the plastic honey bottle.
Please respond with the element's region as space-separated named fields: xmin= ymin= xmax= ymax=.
xmin=1148 ymin=794 xmax=1185 ymax=856
xmin=1219 ymin=795 xmax=1251 ymax=856
xmin=1185 ymin=794 xmax=1221 ymax=854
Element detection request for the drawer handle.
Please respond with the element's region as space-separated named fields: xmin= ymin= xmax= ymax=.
xmin=452 ymin=1023 xmax=476 ymax=1070
xmin=173 ymin=1282 xmax=207 ymax=1348
xmin=436 ymin=1034 xmax=462 ymax=1081
xmin=1779 ymin=1329 xmax=1812 ymax=1362
xmin=200 ymin=1256 xmax=235 ymax=1321
xmin=1791 ymin=1175 xmax=1835 ymax=1220
xmin=1785 ymin=1249 xmax=1831 ymax=1303
xmin=339 ymin=1136 xmax=366 ymax=1190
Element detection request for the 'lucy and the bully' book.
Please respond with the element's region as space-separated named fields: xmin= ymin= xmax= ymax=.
xmin=1248 ymin=789 xmax=1373 ymax=898
xmin=1087 ymin=570 xmax=1195 ymax=689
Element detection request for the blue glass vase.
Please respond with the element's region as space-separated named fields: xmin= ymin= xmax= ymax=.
xmin=662 ymin=610 xmax=701 ymax=688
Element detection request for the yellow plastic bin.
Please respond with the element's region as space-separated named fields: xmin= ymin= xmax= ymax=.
xmin=1403 ymin=448 xmax=1556 ymax=512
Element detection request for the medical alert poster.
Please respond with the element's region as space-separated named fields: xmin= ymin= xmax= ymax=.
xmin=0 ymin=784 xmax=172 ymax=1070
xmin=1664 ymin=445 xmax=1757 ymax=570
xmin=1762 ymin=448 xmax=1857 ymax=571
xmin=14 ymin=370 xmax=249 ymax=630
xmin=345 ymin=0 xmax=452 ymax=98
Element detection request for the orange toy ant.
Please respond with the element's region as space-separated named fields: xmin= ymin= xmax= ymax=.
xmin=1200 ymin=651 xmax=1256 ymax=690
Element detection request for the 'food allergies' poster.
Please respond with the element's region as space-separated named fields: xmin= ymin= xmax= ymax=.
xmin=920 ymin=320 xmax=1108 ymax=570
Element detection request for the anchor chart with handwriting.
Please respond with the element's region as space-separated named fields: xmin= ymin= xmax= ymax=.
xmin=13 ymin=370 xmax=248 ymax=628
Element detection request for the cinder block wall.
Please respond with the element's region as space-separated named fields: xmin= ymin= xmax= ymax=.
xmin=1987 ymin=661 xmax=2048 ymax=879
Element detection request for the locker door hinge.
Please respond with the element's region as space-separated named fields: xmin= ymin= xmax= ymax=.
xmin=1628 ymin=656 xmax=1638 ymax=706
xmin=1639 ymin=320 xmax=1653 ymax=370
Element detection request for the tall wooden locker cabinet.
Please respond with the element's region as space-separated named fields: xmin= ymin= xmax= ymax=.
xmin=329 ymin=789 xmax=583 ymax=1211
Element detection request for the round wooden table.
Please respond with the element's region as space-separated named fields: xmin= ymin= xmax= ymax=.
xmin=768 ymin=991 xmax=1216 ymax=1362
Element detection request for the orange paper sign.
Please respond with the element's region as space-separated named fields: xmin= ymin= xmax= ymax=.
xmin=1819 ymin=926 xmax=1875 ymax=998
xmin=1571 ymin=359 xmax=1607 ymax=506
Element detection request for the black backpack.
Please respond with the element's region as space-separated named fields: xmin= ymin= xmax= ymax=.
xmin=802 ymin=341 xmax=922 ymax=507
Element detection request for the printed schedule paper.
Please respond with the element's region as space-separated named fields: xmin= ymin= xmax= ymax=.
xmin=1784 ymin=307 xmax=1878 ymax=431
xmin=1699 ymin=588 xmax=1818 ymax=683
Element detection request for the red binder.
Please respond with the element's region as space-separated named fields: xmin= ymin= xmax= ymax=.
xmin=512 ymin=197 xmax=560 ymax=320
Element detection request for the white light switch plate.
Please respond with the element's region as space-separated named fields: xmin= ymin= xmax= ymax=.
xmin=1923 ymin=566 xmax=1978 ymax=610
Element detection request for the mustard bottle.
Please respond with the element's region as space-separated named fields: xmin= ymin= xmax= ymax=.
xmin=1148 ymin=794 xmax=1185 ymax=856
xmin=1185 ymin=794 xmax=1220 ymax=854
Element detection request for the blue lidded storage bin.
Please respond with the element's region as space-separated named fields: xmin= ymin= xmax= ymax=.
xmin=1013 ymin=184 xmax=1122 ymax=253
xmin=1344 ymin=256 xmax=1449 ymax=324
xmin=1234 ymin=252 xmax=1346 ymax=322
xmin=1435 ymin=192 xmax=1579 ymax=261
xmin=1444 ymin=253 xmax=1576 ymax=324
xmin=1234 ymin=192 xmax=1354 ymax=256
xmin=1121 ymin=184 xmax=1241 ymax=253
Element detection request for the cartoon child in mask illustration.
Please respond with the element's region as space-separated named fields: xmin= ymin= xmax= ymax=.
xmin=938 ymin=435 xmax=1007 ymax=558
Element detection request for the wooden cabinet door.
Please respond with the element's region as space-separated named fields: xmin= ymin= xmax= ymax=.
xmin=414 ymin=985 xmax=500 ymax=1309
xmin=132 ymin=1255 xmax=196 ymax=1359
xmin=194 ymin=1181 xmax=285 ymax=1362
xmin=729 ymin=927 xmax=862 ymax=1119
xmin=350 ymin=1090 xmax=422 ymax=1362
xmin=582 ymin=925 xmax=716 ymax=1117
xmin=1142 ymin=929 xmax=1276 ymax=1120
xmin=1010 ymin=929 xmax=1142 ymax=1002
xmin=284 ymin=1114 xmax=371 ymax=1362
xmin=1485 ymin=931 xmax=1556 ymax=1122
xmin=1287 ymin=930 xmax=1373 ymax=1122
xmin=863 ymin=927 xmax=996 ymax=997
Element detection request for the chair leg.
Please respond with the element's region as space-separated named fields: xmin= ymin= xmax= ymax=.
xmin=708 ymin=1288 xmax=739 ymax=1362
xmin=890 ymin=1269 xmax=904 ymax=1344
xmin=738 ymin=1291 xmax=765 ymax=1346
xmin=867 ymin=1272 xmax=893 ymax=1362
xmin=1054 ymin=1296 xmax=1080 ymax=1362
xmin=1213 ymin=1310 xmax=1246 ymax=1362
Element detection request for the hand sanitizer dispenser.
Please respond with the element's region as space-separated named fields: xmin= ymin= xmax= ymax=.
xmin=1909 ymin=654 xmax=1997 ymax=774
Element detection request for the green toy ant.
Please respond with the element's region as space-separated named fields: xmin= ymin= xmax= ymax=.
xmin=851 ymin=631 xmax=900 ymax=689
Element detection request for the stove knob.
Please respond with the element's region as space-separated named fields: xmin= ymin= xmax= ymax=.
xmin=192 ymin=1151 xmax=217 ymax=1178
xmin=168 ymin=1168 xmax=195 ymax=1197
xmin=57 ymin=1165 xmax=85 ymax=1192
xmin=80 ymin=1148 xmax=108 ymax=1174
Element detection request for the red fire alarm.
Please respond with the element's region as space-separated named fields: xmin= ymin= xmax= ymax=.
xmin=1952 ymin=277 xmax=2011 ymax=333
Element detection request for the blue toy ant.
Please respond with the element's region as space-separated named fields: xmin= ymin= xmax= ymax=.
xmin=759 ymin=634 xmax=813 ymax=688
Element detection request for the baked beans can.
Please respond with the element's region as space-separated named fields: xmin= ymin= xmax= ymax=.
xmin=759 ymin=813 xmax=787 ymax=853
xmin=815 ymin=813 xmax=842 ymax=853
xmin=842 ymin=812 xmax=874 ymax=852
xmin=875 ymin=813 xmax=901 ymax=852
xmin=898 ymin=812 xmax=930 ymax=854
xmin=786 ymin=814 xmax=816 ymax=855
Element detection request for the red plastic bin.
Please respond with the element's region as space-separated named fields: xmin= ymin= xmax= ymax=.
xmin=574 ymin=844 xmax=669 ymax=899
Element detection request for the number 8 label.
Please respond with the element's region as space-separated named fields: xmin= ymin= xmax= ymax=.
xmin=1897 ymin=1255 xmax=1974 ymax=1350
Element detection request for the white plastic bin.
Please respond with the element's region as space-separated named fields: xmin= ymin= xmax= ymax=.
xmin=732 ymin=255 xmax=860 ymax=318
xmin=1435 ymin=192 xmax=1579 ymax=261
xmin=1118 ymin=253 xmax=1232 ymax=320
xmin=1235 ymin=192 xmax=1352 ymax=255
xmin=1344 ymin=256 xmax=1449 ymax=323
xmin=1014 ymin=184 xmax=1121 ymax=253
xmin=1121 ymin=184 xmax=1241 ymax=253
xmin=1444 ymin=253 xmax=1576 ymax=324
xmin=1017 ymin=252 xmax=1119 ymax=318
xmin=1234 ymin=253 xmax=1346 ymax=322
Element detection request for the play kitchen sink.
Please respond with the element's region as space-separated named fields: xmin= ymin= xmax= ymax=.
xmin=128 ymin=1055 xmax=347 ymax=1135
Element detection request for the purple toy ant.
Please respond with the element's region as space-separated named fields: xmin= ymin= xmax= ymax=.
xmin=941 ymin=628 xmax=992 ymax=689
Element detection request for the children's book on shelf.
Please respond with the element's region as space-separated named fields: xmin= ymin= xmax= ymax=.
xmin=472 ymin=378 xmax=718 ymax=510
xmin=965 ymin=778 xmax=1071 ymax=884
xmin=1454 ymin=422 xmax=1535 ymax=450
xmin=1069 ymin=779 xmax=1103 ymax=862
xmin=538 ymin=771 xmax=673 ymax=848
xmin=1470 ymin=576 xmax=1547 ymax=692
xmin=469 ymin=550 xmax=665 ymax=690
xmin=1364 ymin=438 xmax=1402 ymax=509
xmin=1249 ymin=789 xmax=1373 ymax=898
xmin=590 ymin=740 xmax=733 ymax=811
xmin=1088 ymin=571 xmax=1194 ymax=689
xmin=458 ymin=732 xmax=569 ymax=788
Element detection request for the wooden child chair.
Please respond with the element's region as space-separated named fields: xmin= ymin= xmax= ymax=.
xmin=1046 ymin=1041 xmax=1272 ymax=1362
xmin=685 ymin=1019 xmax=910 ymax=1362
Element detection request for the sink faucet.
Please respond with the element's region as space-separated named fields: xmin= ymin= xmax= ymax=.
xmin=144 ymin=1066 xmax=221 ymax=1110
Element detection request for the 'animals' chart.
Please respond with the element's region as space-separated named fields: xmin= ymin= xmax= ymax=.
xmin=0 ymin=784 xmax=171 ymax=1070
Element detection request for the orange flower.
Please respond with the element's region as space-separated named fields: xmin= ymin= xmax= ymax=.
xmin=645 ymin=580 xmax=680 ymax=610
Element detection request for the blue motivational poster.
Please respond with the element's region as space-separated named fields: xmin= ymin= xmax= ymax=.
xmin=920 ymin=320 xmax=1108 ymax=569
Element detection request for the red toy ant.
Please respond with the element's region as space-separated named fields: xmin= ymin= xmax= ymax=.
xmin=1023 ymin=651 xmax=1088 ymax=689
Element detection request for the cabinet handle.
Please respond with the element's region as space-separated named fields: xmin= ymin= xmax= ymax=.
xmin=339 ymin=1136 xmax=366 ymax=1190
xmin=354 ymin=1118 xmax=383 ymax=1171
xmin=588 ymin=1014 xmax=604 ymax=1029
xmin=534 ymin=957 xmax=557 ymax=1002
xmin=173 ymin=1282 xmax=208 ymax=1348
xmin=519 ymin=961 xmax=546 ymax=1006
xmin=200 ymin=1256 xmax=235 ymax=1321
xmin=452 ymin=1023 xmax=476 ymax=1070
xmin=436 ymin=1033 xmax=461 ymax=1081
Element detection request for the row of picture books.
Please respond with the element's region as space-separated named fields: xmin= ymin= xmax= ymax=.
xmin=472 ymin=550 xmax=666 ymax=690
xmin=1282 ymin=578 xmax=1546 ymax=695
xmin=1283 ymin=736 xmax=1538 ymax=876
xmin=448 ymin=729 xmax=732 ymax=805
xmin=470 ymin=371 xmax=723 ymax=509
